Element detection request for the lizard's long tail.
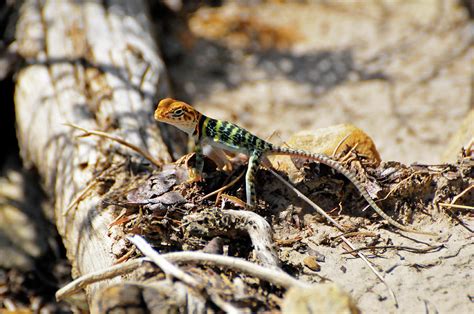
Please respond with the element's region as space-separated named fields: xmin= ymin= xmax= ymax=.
xmin=271 ymin=146 xmax=434 ymax=235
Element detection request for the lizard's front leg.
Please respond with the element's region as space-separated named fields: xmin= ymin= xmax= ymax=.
xmin=188 ymin=141 xmax=204 ymax=182
xmin=245 ymin=151 xmax=262 ymax=206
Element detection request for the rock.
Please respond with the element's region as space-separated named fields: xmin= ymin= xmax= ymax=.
xmin=302 ymin=255 xmax=321 ymax=271
xmin=282 ymin=283 xmax=360 ymax=314
xmin=202 ymin=237 xmax=224 ymax=254
xmin=441 ymin=109 xmax=473 ymax=162
xmin=269 ymin=124 xmax=381 ymax=182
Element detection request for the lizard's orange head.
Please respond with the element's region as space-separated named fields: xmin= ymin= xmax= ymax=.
xmin=154 ymin=98 xmax=201 ymax=135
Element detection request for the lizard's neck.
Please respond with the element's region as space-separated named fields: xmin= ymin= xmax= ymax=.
xmin=192 ymin=113 xmax=207 ymax=139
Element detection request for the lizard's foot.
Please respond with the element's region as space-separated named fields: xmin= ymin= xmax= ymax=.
xmin=174 ymin=154 xmax=204 ymax=183
xmin=186 ymin=168 xmax=203 ymax=183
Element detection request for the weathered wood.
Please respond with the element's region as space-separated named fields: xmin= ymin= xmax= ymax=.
xmin=184 ymin=208 xmax=281 ymax=268
xmin=14 ymin=0 xmax=175 ymax=303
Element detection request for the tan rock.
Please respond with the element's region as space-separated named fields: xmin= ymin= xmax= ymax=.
xmin=302 ymin=255 xmax=321 ymax=271
xmin=269 ymin=124 xmax=381 ymax=182
xmin=282 ymin=283 xmax=360 ymax=314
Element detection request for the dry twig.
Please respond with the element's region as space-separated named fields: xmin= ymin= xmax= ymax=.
xmin=342 ymin=244 xmax=445 ymax=255
xmin=202 ymin=170 xmax=245 ymax=201
xmin=56 ymin=258 xmax=146 ymax=301
xmin=380 ymin=171 xmax=426 ymax=201
xmin=331 ymin=133 xmax=352 ymax=157
xmin=439 ymin=203 xmax=474 ymax=211
xmin=116 ymin=236 xmax=242 ymax=313
xmin=450 ymin=184 xmax=474 ymax=206
xmin=338 ymin=143 xmax=359 ymax=164
xmin=440 ymin=184 xmax=474 ymax=232
xmin=128 ymin=235 xmax=200 ymax=288
xmin=56 ymin=251 xmax=309 ymax=302
xmin=65 ymin=123 xmax=163 ymax=168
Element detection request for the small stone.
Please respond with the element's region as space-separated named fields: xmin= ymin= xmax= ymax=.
xmin=202 ymin=237 xmax=224 ymax=254
xmin=306 ymin=247 xmax=326 ymax=262
xmin=303 ymin=256 xmax=321 ymax=271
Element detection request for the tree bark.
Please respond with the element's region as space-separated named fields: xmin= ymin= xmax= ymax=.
xmin=14 ymin=0 xmax=174 ymax=302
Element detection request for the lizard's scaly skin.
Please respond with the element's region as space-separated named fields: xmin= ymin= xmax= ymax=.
xmin=154 ymin=98 xmax=432 ymax=235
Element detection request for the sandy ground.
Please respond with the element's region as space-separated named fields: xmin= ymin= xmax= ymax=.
xmin=159 ymin=1 xmax=473 ymax=313
xmin=280 ymin=221 xmax=473 ymax=313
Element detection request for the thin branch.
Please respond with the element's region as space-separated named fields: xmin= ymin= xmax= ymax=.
xmin=269 ymin=169 xmax=346 ymax=232
xmin=338 ymin=143 xmax=359 ymax=164
xmin=128 ymin=236 xmax=244 ymax=313
xmin=219 ymin=193 xmax=248 ymax=208
xmin=163 ymin=251 xmax=309 ymax=289
xmin=128 ymin=235 xmax=200 ymax=288
xmin=63 ymin=178 xmax=98 ymax=216
xmin=440 ymin=184 xmax=474 ymax=232
xmin=202 ymin=170 xmax=245 ymax=200
xmin=332 ymin=133 xmax=352 ymax=157
xmin=56 ymin=250 xmax=310 ymax=301
xmin=379 ymin=171 xmax=425 ymax=202
xmin=208 ymin=293 xmax=241 ymax=314
xmin=342 ymin=244 xmax=445 ymax=255
xmin=451 ymin=184 xmax=474 ymax=205
xmin=335 ymin=231 xmax=377 ymax=238
xmin=65 ymin=123 xmax=163 ymax=168
xmin=439 ymin=203 xmax=474 ymax=211
xmin=56 ymin=258 xmax=146 ymax=301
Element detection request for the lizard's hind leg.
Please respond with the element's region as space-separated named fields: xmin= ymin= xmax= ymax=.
xmin=246 ymin=151 xmax=262 ymax=206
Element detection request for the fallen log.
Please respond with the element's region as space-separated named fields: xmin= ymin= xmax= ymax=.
xmin=14 ymin=0 xmax=176 ymax=304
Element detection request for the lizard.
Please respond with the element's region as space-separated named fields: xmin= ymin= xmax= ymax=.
xmin=154 ymin=98 xmax=432 ymax=235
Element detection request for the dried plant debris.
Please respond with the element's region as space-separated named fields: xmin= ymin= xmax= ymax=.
xmin=125 ymin=170 xmax=187 ymax=210
xmin=96 ymin=150 xmax=472 ymax=312
xmin=104 ymin=152 xmax=472 ymax=256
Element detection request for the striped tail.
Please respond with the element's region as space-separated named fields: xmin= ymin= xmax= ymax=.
xmin=271 ymin=146 xmax=433 ymax=235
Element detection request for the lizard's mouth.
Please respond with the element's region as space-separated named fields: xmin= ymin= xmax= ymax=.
xmin=156 ymin=118 xmax=196 ymax=135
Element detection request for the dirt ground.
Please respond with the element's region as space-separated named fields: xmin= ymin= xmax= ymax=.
xmin=156 ymin=1 xmax=473 ymax=313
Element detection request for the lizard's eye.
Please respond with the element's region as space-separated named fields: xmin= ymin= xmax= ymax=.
xmin=172 ymin=108 xmax=184 ymax=117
